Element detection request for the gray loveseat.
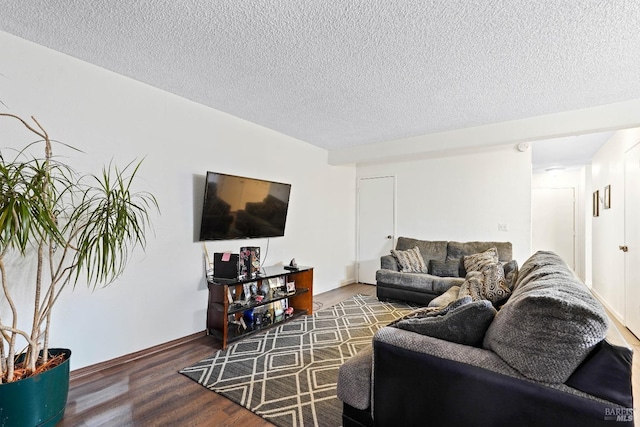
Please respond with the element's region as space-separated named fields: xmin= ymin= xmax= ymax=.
xmin=339 ymin=251 xmax=634 ymax=427
xmin=376 ymin=237 xmax=515 ymax=305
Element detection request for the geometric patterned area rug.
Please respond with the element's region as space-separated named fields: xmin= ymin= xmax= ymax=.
xmin=179 ymin=294 xmax=418 ymax=427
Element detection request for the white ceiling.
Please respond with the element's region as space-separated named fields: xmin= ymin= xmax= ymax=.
xmin=0 ymin=1 xmax=638 ymax=167
xmin=530 ymin=131 xmax=614 ymax=173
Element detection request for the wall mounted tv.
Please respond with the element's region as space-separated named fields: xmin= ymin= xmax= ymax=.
xmin=199 ymin=171 xmax=292 ymax=241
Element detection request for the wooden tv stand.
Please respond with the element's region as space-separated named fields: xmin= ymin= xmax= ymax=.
xmin=206 ymin=265 xmax=313 ymax=349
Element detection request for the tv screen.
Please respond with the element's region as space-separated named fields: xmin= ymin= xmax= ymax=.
xmin=199 ymin=172 xmax=292 ymax=241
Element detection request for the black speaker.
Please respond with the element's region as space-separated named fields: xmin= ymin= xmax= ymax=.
xmin=213 ymin=253 xmax=239 ymax=279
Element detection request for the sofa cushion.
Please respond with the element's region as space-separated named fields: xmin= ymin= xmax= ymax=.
xmin=391 ymin=246 xmax=428 ymax=273
xmin=428 ymin=259 xmax=461 ymax=277
xmin=483 ymin=251 xmax=609 ymax=384
xmin=395 ymin=297 xmax=497 ymax=347
xmin=511 ymin=250 xmax=572 ymax=291
xmin=447 ymin=241 xmax=512 ymax=263
xmin=376 ymin=269 xmax=464 ymax=294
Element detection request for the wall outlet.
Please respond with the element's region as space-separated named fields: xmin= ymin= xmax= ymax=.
xmin=498 ymin=223 xmax=508 ymax=232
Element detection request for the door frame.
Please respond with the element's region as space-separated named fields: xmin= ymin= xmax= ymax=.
xmin=623 ymin=141 xmax=640 ymax=334
xmin=356 ymin=175 xmax=397 ymax=284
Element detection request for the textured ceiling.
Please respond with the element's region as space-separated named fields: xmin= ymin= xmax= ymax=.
xmin=0 ymin=1 xmax=638 ymax=159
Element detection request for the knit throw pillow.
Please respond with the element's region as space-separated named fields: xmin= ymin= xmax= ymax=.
xmin=391 ymin=246 xmax=428 ymax=273
xmin=394 ymin=296 xmax=497 ymax=347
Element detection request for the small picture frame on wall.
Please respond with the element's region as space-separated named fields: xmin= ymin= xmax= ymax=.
xmin=604 ymin=185 xmax=611 ymax=209
xmin=593 ymin=190 xmax=600 ymax=217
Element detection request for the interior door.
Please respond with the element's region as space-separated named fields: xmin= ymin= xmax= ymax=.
xmin=624 ymin=143 xmax=640 ymax=337
xmin=531 ymin=187 xmax=575 ymax=269
xmin=357 ymin=176 xmax=395 ymax=284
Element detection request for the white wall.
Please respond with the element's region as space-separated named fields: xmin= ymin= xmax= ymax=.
xmin=591 ymin=128 xmax=640 ymax=320
xmin=531 ymin=169 xmax=588 ymax=282
xmin=0 ymin=31 xmax=356 ymax=369
xmin=357 ymin=147 xmax=532 ymax=265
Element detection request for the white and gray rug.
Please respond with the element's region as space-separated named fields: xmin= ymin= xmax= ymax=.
xmin=179 ymin=294 xmax=417 ymax=427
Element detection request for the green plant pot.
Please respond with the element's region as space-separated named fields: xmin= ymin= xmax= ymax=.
xmin=0 ymin=348 xmax=71 ymax=427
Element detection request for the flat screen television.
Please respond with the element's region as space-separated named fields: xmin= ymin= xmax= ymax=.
xmin=199 ymin=171 xmax=292 ymax=241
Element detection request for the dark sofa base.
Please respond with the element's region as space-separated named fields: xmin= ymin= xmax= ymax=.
xmin=343 ymin=403 xmax=372 ymax=427
xmin=376 ymin=283 xmax=437 ymax=306
xmin=373 ymin=340 xmax=633 ymax=427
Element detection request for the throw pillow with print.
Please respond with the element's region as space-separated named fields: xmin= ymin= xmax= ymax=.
xmin=391 ymin=246 xmax=428 ymax=273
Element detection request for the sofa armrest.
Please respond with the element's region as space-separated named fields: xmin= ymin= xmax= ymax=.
xmin=374 ymin=327 xmax=518 ymax=376
xmin=380 ymin=254 xmax=398 ymax=271
xmin=372 ymin=327 xmax=633 ymax=427
xmin=337 ymin=345 xmax=373 ymax=410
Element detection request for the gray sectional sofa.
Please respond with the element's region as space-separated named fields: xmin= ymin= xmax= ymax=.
xmin=338 ymin=251 xmax=634 ymax=427
xmin=376 ymin=237 xmax=516 ymax=305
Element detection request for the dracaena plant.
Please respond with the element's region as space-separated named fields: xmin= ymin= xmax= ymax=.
xmin=0 ymin=113 xmax=158 ymax=383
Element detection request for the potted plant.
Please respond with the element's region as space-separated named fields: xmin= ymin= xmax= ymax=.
xmin=0 ymin=113 xmax=158 ymax=426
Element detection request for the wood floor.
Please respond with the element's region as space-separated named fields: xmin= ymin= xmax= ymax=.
xmin=58 ymin=283 xmax=377 ymax=427
xmin=58 ymin=283 xmax=640 ymax=427
xmin=607 ymin=311 xmax=640 ymax=427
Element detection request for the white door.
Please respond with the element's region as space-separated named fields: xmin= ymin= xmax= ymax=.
xmin=624 ymin=143 xmax=640 ymax=337
xmin=357 ymin=176 xmax=395 ymax=284
xmin=531 ymin=188 xmax=575 ymax=269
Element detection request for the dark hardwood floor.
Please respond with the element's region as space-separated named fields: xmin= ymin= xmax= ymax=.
xmin=58 ymin=283 xmax=376 ymax=427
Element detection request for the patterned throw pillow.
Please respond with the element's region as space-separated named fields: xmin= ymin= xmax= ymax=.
xmin=460 ymin=248 xmax=511 ymax=306
xmin=463 ymin=247 xmax=499 ymax=273
xmin=458 ymin=272 xmax=485 ymax=301
xmin=481 ymin=263 xmax=511 ymax=304
xmin=390 ymin=246 xmax=428 ymax=273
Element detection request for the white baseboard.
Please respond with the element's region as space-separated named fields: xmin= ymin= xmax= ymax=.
xmin=339 ymin=278 xmax=357 ymax=287
xmin=590 ymin=287 xmax=624 ymax=324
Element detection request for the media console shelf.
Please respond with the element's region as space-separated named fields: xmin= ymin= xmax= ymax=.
xmin=207 ymin=265 xmax=313 ymax=349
